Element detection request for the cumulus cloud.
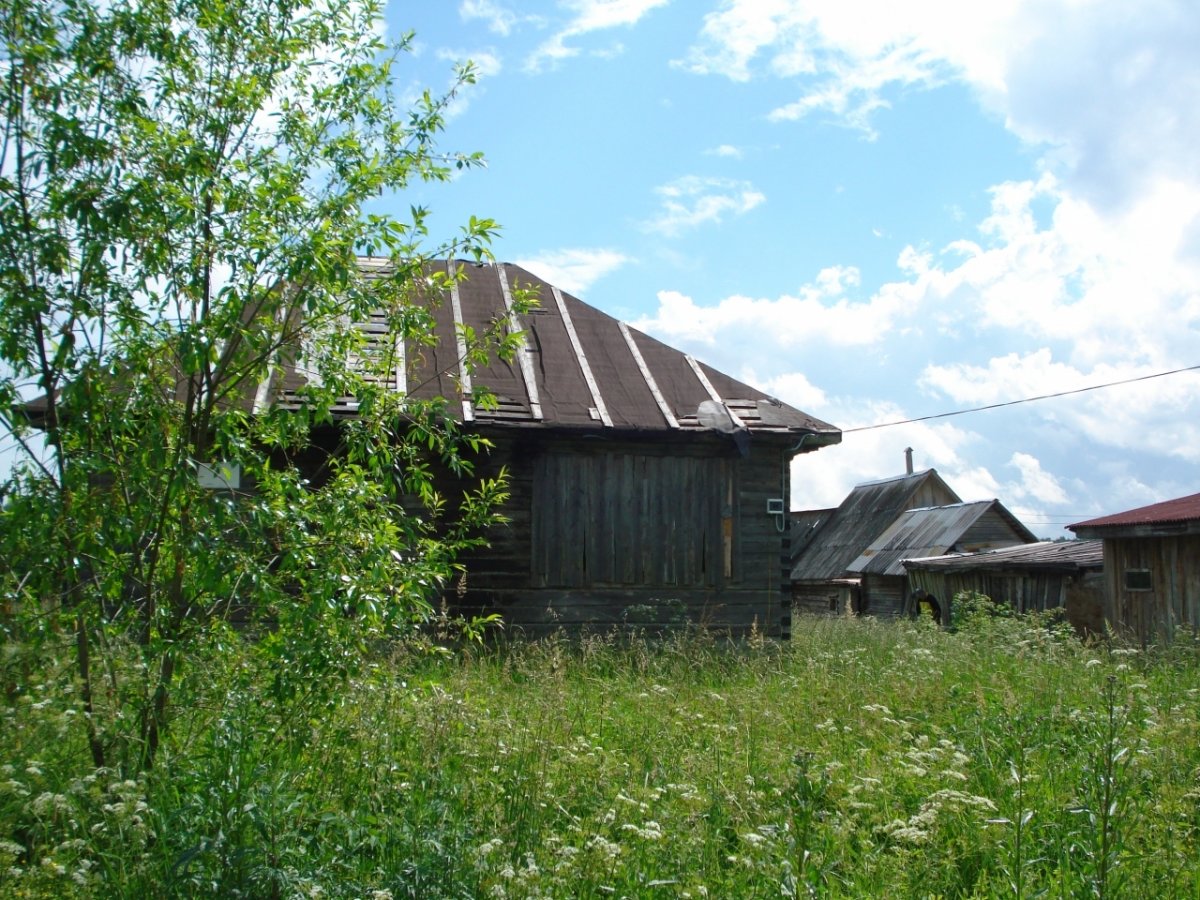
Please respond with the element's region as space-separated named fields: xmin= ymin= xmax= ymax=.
xmin=638 ymin=159 xmax=1200 ymax=523
xmin=641 ymin=176 xmax=765 ymax=236
xmin=524 ymin=0 xmax=671 ymax=73
xmin=789 ymin=397 xmax=988 ymax=510
xmin=633 ymin=262 xmax=918 ymax=348
xmin=513 ymin=248 xmax=631 ymax=295
xmin=459 ymin=0 xmax=526 ymax=36
xmin=1007 ymin=452 xmax=1069 ymax=505
xmin=677 ymin=0 xmax=1200 ymax=210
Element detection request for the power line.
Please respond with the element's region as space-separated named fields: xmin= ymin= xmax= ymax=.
xmin=843 ymin=363 xmax=1200 ymax=434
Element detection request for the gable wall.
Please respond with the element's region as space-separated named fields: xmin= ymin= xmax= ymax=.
xmin=1103 ymin=534 xmax=1200 ymax=644
xmin=454 ymin=430 xmax=793 ymax=636
xmin=958 ymin=509 xmax=1032 ymax=552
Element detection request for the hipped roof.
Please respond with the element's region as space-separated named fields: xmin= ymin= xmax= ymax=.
xmin=271 ymin=258 xmax=841 ymax=443
xmin=22 ymin=259 xmax=840 ymax=447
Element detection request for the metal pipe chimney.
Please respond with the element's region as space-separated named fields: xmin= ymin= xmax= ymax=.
xmin=904 ymin=447 xmax=914 ymax=475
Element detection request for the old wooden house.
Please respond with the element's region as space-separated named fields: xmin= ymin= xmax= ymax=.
xmin=847 ymin=500 xmax=1037 ymax=617
xmin=902 ymin=540 xmax=1104 ymax=632
xmin=789 ymin=468 xmax=962 ymax=616
xmin=1069 ymin=493 xmax=1200 ymax=644
xmin=315 ymin=259 xmax=842 ymax=636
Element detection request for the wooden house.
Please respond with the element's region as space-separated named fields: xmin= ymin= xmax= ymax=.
xmin=17 ymin=258 xmax=841 ymax=637
xmin=1069 ymin=493 xmax=1200 ymax=644
xmin=903 ymin=540 xmax=1104 ymax=632
xmin=304 ymin=259 xmax=842 ymax=636
xmin=789 ymin=469 xmax=961 ymax=616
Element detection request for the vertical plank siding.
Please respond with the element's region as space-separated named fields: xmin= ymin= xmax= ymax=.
xmin=1106 ymin=535 xmax=1200 ymax=644
xmin=452 ymin=432 xmax=789 ymax=636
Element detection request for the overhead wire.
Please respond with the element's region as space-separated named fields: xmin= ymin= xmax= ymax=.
xmin=842 ymin=363 xmax=1200 ymax=434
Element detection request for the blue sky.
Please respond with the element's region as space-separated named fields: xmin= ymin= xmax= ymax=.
xmin=388 ymin=0 xmax=1200 ymax=536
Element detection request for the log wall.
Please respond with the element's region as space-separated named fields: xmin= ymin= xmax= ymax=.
xmin=454 ymin=431 xmax=794 ymax=637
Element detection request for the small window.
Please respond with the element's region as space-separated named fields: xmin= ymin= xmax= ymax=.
xmin=1124 ymin=569 xmax=1153 ymax=591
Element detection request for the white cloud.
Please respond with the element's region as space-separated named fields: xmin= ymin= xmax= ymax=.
xmin=789 ymin=396 xmax=987 ymax=509
xmin=525 ymin=0 xmax=671 ymax=73
xmin=459 ymin=0 xmax=544 ymax=36
xmin=438 ymin=48 xmax=503 ymax=79
xmin=514 ymin=248 xmax=631 ymax=295
xmin=639 ymin=156 xmax=1200 ymax=522
xmin=642 ymin=175 xmax=765 ymax=236
xmin=678 ymin=0 xmax=1200 ymax=211
xmin=632 ymin=262 xmax=910 ymax=348
xmin=707 ymin=144 xmax=744 ymax=158
xmin=1007 ymin=452 xmax=1069 ymax=505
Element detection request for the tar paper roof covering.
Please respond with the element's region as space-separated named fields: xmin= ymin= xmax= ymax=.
xmin=271 ymin=259 xmax=841 ymax=441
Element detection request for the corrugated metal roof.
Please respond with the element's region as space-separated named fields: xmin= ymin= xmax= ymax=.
xmin=269 ymin=259 xmax=841 ymax=442
xmin=903 ymin=539 xmax=1103 ymax=573
xmin=847 ymin=500 xmax=1037 ymax=576
xmin=790 ymin=470 xmax=960 ymax=580
xmin=789 ymin=508 xmax=834 ymax=561
xmin=1068 ymin=492 xmax=1200 ymax=531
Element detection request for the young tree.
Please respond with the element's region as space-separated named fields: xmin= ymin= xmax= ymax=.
xmin=0 ymin=0 xmax=515 ymax=771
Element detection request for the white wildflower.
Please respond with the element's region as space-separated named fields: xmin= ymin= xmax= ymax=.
xmin=475 ymin=838 xmax=504 ymax=859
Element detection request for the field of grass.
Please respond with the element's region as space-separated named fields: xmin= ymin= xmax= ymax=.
xmin=3 ymin=612 xmax=1200 ymax=898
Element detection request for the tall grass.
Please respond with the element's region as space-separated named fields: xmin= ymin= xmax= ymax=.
xmin=3 ymin=615 xmax=1200 ymax=897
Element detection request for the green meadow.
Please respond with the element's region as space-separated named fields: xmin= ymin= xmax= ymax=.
xmin=3 ymin=612 xmax=1200 ymax=898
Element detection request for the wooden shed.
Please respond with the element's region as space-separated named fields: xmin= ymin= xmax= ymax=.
xmin=292 ymin=259 xmax=842 ymax=636
xmin=789 ymin=469 xmax=961 ymax=616
xmin=847 ymin=500 xmax=1037 ymax=617
xmin=903 ymin=540 xmax=1105 ymax=633
xmin=1069 ymin=493 xmax=1200 ymax=644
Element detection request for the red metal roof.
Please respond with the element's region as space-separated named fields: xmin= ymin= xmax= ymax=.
xmin=1069 ymin=492 xmax=1200 ymax=530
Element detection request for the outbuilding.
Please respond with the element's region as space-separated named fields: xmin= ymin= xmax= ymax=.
xmin=903 ymin=540 xmax=1105 ymax=633
xmin=1069 ymin=493 xmax=1200 ymax=643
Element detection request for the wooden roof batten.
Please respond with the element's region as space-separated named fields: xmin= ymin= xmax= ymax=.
xmin=686 ymin=354 xmax=747 ymax=430
xmin=497 ymin=264 xmax=544 ymax=421
xmin=552 ymin=285 xmax=613 ymax=428
xmin=447 ymin=261 xmax=475 ymax=423
xmin=182 ymin=257 xmax=839 ymax=441
xmin=619 ymin=321 xmax=680 ymax=430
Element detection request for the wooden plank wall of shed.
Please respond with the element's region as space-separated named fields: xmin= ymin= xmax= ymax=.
xmin=452 ymin=432 xmax=791 ymax=636
xmin=1104 ymin=535 xmax=1200 ymax=644
xmin=791 ymin=583 xmax=849 ymax=617
xmin=862 ymin=574 xmax=906 ymax=617
xmin=960 ymin=508 xmax=1029 ymax=550
xmin=907 ymin=571 xmax=1065 ymax=614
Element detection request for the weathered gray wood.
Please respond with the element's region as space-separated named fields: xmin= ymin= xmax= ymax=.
xmin=552 ymin=286 xmax=612 ymax=427
xmin=619 ymin=321 xmax=679 ymax=429
xmin=685 ymin=355 xmax=746 ymax=429
xmin=447 ymin=263 xmax=474 ymax=423
xmin=496 ymin=265 xmax=543 ymax=420
xmin=447 ymin=430 xmax=793 ymax=636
